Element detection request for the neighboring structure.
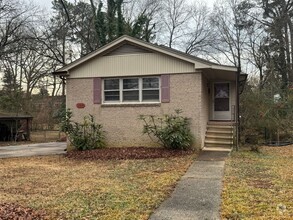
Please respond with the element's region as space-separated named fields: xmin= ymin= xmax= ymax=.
xmin=53 ymin=35 xmax=247 ymax=149
xmin=31 ymin=95 xmax=65 ymax=130
xmin=0 ymin=112 xmax=33 ymax=141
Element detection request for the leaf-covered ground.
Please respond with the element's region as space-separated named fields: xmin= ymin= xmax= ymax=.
xmin=222 ymin=145 xmax=293 ymax=219
xmin=66 ymin=147 xmax=194 ymax=160
xmin=0 ymin=151 xmax=196 ymax=219
xmin=0 ymin=203 xmax=48 ymax=220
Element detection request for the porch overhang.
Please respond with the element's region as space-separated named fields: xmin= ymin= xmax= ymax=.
xmin=201 ymin=68 xmax=247 ymax=86
xmin=201 ymin=68 xmax=237 ymax=81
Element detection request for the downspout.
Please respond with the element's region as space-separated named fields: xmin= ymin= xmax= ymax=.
xmin=236 ymin=25 xmax=242 ymax=152
xmin=236 ymin=66 xmax=240 ymax=151
xmin=60 ymin=76 xmax=66 ymax=97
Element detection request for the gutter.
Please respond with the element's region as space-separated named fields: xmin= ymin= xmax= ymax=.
xmin=52 ymin=70 xmax=69 ymax=76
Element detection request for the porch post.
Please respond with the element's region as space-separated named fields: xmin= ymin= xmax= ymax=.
xmin=236 ymin=66 xmax=240 ymax=151
xmin=26 ymin=118 xmax=31 ymax=141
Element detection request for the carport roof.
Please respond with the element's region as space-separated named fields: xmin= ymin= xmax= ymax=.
xmin=0 ymin=111 xmax=33 ymax=120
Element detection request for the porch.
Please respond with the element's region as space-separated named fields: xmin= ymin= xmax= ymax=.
xmin=201 ymin=68 xmax=246 ymax=149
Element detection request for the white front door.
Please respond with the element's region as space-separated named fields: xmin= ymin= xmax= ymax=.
xmin=212 ymin=82 xmax=231 ymax=120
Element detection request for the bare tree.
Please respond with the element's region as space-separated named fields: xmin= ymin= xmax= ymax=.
xmin=161 ymin=0 xmax=191 ymax=48
xmin=209 ymin=0 xmax=254 ymax=68
xmin=183 ymin=2 xmax=214 ymax=56
xmin=243 ymin=23 xmax=268 ymax=89
xmin=21 ymin=42 xmax=50 ymax=98
xmin=0 ymin=0 xmax=37 ymax=59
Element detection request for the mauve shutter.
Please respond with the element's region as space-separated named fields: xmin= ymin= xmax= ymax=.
xmin=161 ymin=74 xmax=170 ymax=103
xmin=93 ymin=77 xmax=102 ymax=104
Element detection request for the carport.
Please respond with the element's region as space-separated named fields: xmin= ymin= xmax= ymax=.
xmin=0 ymin=112 xmax=33 ymax=141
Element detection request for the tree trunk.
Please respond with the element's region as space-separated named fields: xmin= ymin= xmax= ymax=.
xmin=51 ymin=75 xmax=57 ymax=97
xmin=287 ymin=18 xmax=293 ymax=85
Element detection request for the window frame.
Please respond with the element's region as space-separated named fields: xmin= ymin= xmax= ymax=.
xmin=103 ymin=78 xmax=120 ymax=102
xmin=122 ymin=78 xmax=140 ymax=102
xmin=102 ymin=76 xmax=161 ymax=104
xmin=141 ymin=77 xmax=160 ymax=102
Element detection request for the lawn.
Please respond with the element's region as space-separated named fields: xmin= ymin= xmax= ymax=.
xmin=0 ymin=153 xmax=195 ymax=219
xmin=222 ymin=145 xmax=293 ymax=219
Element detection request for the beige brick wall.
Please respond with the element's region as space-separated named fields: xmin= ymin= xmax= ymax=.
xmin=66 ymin=73 xmax=205 ymax=149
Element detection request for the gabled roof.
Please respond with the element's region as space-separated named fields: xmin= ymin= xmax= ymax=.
xmin=53 ymin=35 xmax=237 ymax=75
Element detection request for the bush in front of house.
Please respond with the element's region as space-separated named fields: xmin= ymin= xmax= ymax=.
xmin=139 ymin=109 xmax=194 ymax=150
xmin=61 ymin=110 xmax=105 ymax=150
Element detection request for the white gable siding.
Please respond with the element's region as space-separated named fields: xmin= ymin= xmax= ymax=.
xmin=68 ymin=53 xmax=195 ymax=78
xmin=104 ymin=44 xmax=151 ymax=56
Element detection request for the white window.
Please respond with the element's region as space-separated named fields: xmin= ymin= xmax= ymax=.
xmin=103 ymin=77 xmax=160 ymax=103
xmin=123 ymin=78 xmax=139 ymax=102
xmin=142 ymin=78 xmax=160 ymax=101
xmin=104 ymin=79 xmax=120 ymax=101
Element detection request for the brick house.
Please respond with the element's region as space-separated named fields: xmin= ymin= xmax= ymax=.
xmin=53 ymin=35 xmax=247 ymax=149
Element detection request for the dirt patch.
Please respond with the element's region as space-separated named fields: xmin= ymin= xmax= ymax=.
xmin=0 ymin=203 xmax=48 ymax=219
xmin=66 ymin=147 xmax=195 ymax=160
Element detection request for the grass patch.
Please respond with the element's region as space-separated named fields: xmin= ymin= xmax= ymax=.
xmin=222 ymin=145 xmax=293 ymax=219
xmin=0 ymin=154 xmax=196 ymax=219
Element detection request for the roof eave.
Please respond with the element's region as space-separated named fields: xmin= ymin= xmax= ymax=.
xmin=57 ymin=35 xmax=215 ymax=72
xmin=52 ymin=70 xmax=69 ymax=77
xmin=210 ymin=65 xmax=237 ymax=72
xmin=54 ymin=35 xmax=240 ymax=74
xmin=197 ymin=65 xmax=237 ymax=72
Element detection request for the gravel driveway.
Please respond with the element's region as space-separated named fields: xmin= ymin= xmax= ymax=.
xmin=0 ymin=142 xmax=67 ymax=158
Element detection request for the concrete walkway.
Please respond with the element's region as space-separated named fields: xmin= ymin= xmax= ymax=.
xmin=0 ymin=142 xmax=67 ymax=158
xmin=149 ymin=149 xmax=230 ymax=220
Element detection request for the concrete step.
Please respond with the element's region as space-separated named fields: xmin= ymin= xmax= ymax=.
xmin=205 ymin=140 xmax=233 ymax=145
xmin=206 ymin=128 xmax=233 ymax=133
xmin=207 ymin=121 xmax=236 ymax=126
xmin=205 ymin=136 xmax=233 ymax=142
xmin=204 ymin=122 xmax=235 ymax=149
xmin=207 ymin=125 xmax=234 ymax=129
xmin=204 ymin=143 xmax=233 ymax=148
xmin=205 ymin=134 xmax=233 ymax=139
xmin=206 ymin=130 xmax=233 ymax=136
xmin=202 ymin=146 xmax=232 ymax=152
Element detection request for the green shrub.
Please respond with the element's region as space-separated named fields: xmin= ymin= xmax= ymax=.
xmin=139 ymin=109 xmax=194 ymax=150
xmin=61 ymin=110 xmax=105 ymax=150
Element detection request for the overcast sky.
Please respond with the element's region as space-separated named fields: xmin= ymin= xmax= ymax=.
xmin=33 ymin=0 xmax=216 ymax=12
